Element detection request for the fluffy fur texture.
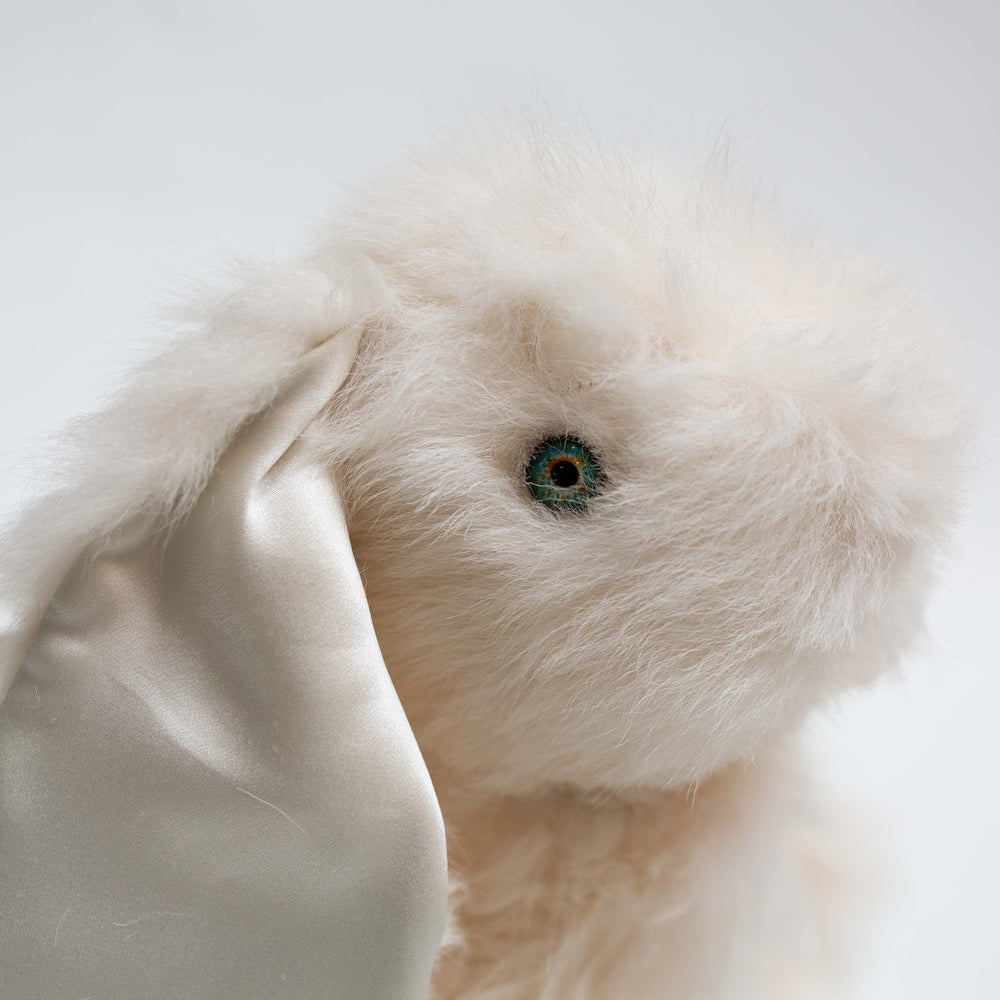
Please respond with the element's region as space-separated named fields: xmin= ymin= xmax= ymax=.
xmin=1 ymin=121 xmax=968 ymax=997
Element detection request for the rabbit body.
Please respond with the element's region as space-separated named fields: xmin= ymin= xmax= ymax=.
xmin=427 ymin=749 xmax=858 ymax=999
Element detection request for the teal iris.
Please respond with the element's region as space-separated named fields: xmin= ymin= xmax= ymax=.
xmin=525 ymin=436 xmax=603 ymax=512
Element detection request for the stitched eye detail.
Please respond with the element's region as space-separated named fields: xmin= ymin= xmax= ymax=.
xmin=525 ymin=436 xmax=604 ymax=512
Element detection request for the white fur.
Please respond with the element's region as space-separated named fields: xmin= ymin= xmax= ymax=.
xmin=1 ymin=120 xmax=969 ymax=997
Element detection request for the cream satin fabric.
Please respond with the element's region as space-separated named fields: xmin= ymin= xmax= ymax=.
xmin=0 ymin=329 xmax=448 ymax=998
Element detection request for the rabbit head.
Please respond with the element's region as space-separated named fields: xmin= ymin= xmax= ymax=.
xmin=1 ymin=123 xmax=966 ymax=802
xmin=306 ymin=126 xmax=966 ymax=796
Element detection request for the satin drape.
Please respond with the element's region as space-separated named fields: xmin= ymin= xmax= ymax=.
xmin=0 ymin=329 xmax=448 ymax=998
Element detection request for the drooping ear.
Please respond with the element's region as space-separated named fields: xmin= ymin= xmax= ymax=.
xmin=0 ymin=253 xmax=448 ymax=999
xmin=0 ymin=252 xmax=383 ymax=684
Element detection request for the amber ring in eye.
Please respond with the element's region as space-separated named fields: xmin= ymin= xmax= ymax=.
xmin=525 ymin=436 xmax=604 ymax=512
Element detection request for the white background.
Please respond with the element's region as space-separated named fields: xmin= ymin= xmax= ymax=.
xmin=1 ymin=2 xmax=997 ymax=996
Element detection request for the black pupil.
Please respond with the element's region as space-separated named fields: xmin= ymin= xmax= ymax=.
xmin=550 ymin=459 xmax=580 ymax=488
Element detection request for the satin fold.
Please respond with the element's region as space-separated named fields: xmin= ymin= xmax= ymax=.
xmin=0 ymin=329 xmax=448 ymax=998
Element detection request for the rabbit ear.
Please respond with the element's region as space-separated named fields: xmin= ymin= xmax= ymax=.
xmin=0 ymin=262 xmax=448 ymax=999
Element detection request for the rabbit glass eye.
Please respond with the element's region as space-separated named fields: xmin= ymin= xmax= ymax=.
xmin=525 ymin=436 xmax=604 ymax=512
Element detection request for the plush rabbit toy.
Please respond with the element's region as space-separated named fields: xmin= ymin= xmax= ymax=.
xmin=0 ymin=123 xmax=966 ymax=1000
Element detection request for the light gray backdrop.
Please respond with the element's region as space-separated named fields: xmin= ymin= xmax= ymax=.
xmin=2 ymin=2 xmax=997 ymax=997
